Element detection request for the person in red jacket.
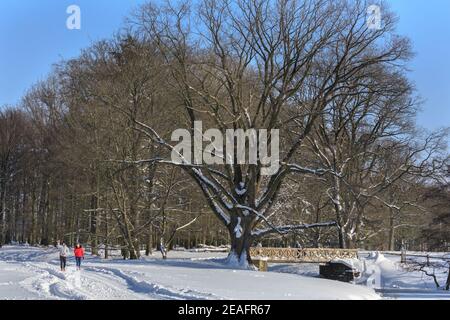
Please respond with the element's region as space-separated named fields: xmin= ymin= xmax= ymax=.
xmin=74 ymin=244 xmax=85 ymax=270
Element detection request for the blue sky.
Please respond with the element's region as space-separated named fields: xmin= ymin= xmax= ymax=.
xmin=0 ymin=0 xmax=449 ymax=133
xmin=0 ymin=0 xmax=148 ymax=106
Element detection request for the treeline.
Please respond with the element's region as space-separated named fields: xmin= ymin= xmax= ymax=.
xmin=0 ymin=104 xmax=230 ymax=257
xmin=0 ymin=0 xmax=449 ymax=261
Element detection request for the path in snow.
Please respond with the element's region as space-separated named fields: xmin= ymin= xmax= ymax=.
xmin=0 ymin=246 xmax=211 ymax=300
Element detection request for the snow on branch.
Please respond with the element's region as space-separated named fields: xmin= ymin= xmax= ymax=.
xmin=251 ymin=221 xmax=338 ymax=238
xmin=286 ymin=163 xmax=341 ymax=177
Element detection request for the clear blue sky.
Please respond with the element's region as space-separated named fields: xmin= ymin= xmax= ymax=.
xmin=0 ymin=0 xmax=449 ymax=132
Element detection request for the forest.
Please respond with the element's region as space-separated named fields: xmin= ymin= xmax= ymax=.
xmin=0 ymin=0 xmax=448 ymax=266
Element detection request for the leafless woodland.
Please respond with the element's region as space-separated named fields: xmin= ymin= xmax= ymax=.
xmin=0 ymin=0 xmax=448 ymax=266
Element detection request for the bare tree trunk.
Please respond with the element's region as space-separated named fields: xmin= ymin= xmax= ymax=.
xmin=121 ymin=212 xmax=139 ymax=259
xmin=89 ymin=207 xmax=98 ymax=255
xmin=347 ymin=238 xmax=355 ymax=249
xmin=145 ymin=227 xmax=153 ymax=256
xmin=388 ymin=215 xmax=395 ymax=251
xmin=226 ymin=216 xmax=254 ymax=268
xmin=126 ymin=229 xmax=139 ymax=260
xmin=29 ymin=188 xmax=36 ymax=245
xmin=0 ymin=178 xmax=6 ymax=247
xmin=159 ymin=237 xmax=167 ymax=259
xmin=446 ymin=266 xmax=450 ymax=291
xmin=337 ymin=226 xmax=346 ymax=249
xmin=333 ymin=178 xmax=347 ymax=249
xmin=38 ymin=178 xmax=49 ymax=246
xmin=104 ymin=210 xmax=109 ymax=259
xmin=21 ymin=187 xmax=27 ymax=244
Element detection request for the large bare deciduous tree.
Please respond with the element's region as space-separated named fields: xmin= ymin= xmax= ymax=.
xmin=117 ymin=0 xmax=419 ymax=266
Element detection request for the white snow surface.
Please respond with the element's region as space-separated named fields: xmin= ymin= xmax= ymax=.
xmin=0 ymin=245 xmax=379 ymax=300
xmin=358 ymin=252 xmax=450 ymax=300
xmin=330 ymin=258 xmax=363 ymax=271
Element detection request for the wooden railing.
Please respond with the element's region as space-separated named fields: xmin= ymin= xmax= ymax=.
xmin=250 ymin=247 xmax=358 ymax=263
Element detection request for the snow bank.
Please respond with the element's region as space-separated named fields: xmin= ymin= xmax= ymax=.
xmin=225 ymin=250 xmax=257 ymax=271
xmin=359 ymin=251 xmax=450 ymax=297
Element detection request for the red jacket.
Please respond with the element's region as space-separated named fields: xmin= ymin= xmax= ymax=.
xmin=74 ymin=247 xmax=84 ymax=258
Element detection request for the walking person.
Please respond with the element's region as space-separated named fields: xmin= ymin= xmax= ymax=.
xmin=74 ymin=243 xmax=85 ymax=270
xmin=57 ymin=241 xmax=70 ymax=272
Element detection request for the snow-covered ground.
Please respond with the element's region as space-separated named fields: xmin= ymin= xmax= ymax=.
xmin=0 ymin=245 xmax=379 ymax=300
xmin=269 ymin=252 xmax=450 ymax=300
xmin=358 ymin=251 xmax=450 ymax=300
xmin=1 ymin=245 xmax=448 ymax=300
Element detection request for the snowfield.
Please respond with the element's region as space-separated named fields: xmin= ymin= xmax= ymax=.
xmin=1 ymin=245 xmax=448 ymax=300
xmin=0 ymin=245 xmax=380 ymax=300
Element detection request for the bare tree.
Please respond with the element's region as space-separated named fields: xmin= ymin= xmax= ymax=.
xmin=0 ymin=108 xmax=27 ymax=246
xmin=114 ymin=0 xmax=416 ymax=266
xmin=305 ymin=59 xmax=448 ymax=248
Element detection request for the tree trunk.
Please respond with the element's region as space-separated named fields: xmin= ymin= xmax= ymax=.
xmin=90 ymin=210 xmax=98 ymax=255
xmin=90 ymin=170 xmax=100 ymax=256
xmin=21 ymin=188 xmax=27 ymax=244
xmin=347 ymin=237 xmax=356 ymax=249
xmin=121 ymin=246 xmax=129 ymax=260
xmin=29 ymin=188 xmax=36 ymax=245
xmin=145 ymin=228 xmax=153 ymax=256
xmin=129 ymin=246 xmax=139 ymax=259
xmin=338 ymin=225 xmax=346 ymax=249
xmin=0 ymin=177 xmax=7 ymax=247
xmin=226 ymin=217 xmax=254 ymax=269
xmin=388 ymin=211 xmax=395 ymax=251
xmin=446 ymin=266 xmax=450 ymax=291
xmin=38 ymin=179 xmax=49 ymax=246
xmin=127 ymin=238 xmax=140 ymax=260
xmin=159 ymin=237 xmax=167 ymax=259
xmin=104 ymin=208 xmax=109 ymax=259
